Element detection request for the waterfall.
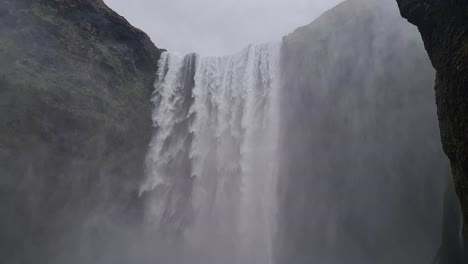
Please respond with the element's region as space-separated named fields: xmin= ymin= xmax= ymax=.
xmin=142 ymin=43 xmax=281 ymax=264
xmin=139 ymin=3 xmax=449 ymax=263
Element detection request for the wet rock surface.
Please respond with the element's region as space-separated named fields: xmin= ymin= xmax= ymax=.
xmin=396 ymin=0 xmax=468 ymax=262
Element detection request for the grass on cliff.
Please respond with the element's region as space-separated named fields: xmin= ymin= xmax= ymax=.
xmin=0 ymin=37 xmax=18 ymax=76
xmin=25 ymin=4 xmax=60 ymax=25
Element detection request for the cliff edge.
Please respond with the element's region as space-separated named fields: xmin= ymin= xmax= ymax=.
xmin=0 ymin=0 xmax=161 ymax=263
xmin=396 ymin=0 xmax=468 ymax=262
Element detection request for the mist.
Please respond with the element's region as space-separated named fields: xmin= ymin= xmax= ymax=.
xmin=137 ymin=0 xmax=450 ymax=263
xmin=0 ymin=0 xmax=456 ymax=263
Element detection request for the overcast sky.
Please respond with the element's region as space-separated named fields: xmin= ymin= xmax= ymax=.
xmin=104 ymin=0 xmax=344 ymax=56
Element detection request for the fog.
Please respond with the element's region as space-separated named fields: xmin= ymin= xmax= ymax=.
xmin=276 ymin=1 xmax=451 ymax=263
xmin=138 ymin=1 xmax=453 ymax=263
xmin=2 ymin=0 xmax=460 ymax=263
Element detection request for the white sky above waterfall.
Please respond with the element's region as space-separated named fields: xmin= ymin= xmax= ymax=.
xmin=104 ymin=0 xmax=344 ymax=56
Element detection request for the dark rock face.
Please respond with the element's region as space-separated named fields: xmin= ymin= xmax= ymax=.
xmin=276 ymin=0 xmax=449 ymax=263
xmin=0 ymin=0 xmax=161 ymax=263
xmin=396 ymin=0 xmax=468 ymax=262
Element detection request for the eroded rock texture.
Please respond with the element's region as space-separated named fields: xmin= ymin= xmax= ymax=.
xmin=396 ymin=0 xmax=468 ymax=262
xmin=0 ymin=0 xmax=161 ymax=263
xmin=397 ymin=0 xmax=468 ymax=237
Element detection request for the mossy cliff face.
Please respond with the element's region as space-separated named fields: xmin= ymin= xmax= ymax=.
xmin=396 ymin=0 xmax=468 ymax=238
xmin=0 ymin=0 xmax=161 ymax=263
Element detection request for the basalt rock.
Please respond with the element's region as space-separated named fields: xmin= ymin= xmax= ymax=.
xmin=396 ymin=0 xmax=468 ymax=262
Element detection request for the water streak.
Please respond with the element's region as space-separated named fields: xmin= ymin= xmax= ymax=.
xmin=142 ymin=43 xmax=280 ymax=264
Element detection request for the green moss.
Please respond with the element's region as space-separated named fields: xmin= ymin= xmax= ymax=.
xmin=0 ymin=0 xmax=160 ymax=261
xmin=0 ymin=38 xmax=18 ymax=76
xmin=462 ymin=40 xmax=468 ymax=55
xmin=0 ymin=81 xmax=41 ymax=149
xmin=95 ymin=43 xmax=124 ymax=76
xmin=26 ymin=4 xmax=60 ymax=25
xmin=61 ymin=30 xmax=84 ymax=54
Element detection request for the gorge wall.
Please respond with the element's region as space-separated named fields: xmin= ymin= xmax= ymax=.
xmin=0 ymin=0 xmax=161 ymax=263
xmin=396 ymin=0 xmax=468 ymax=262
xmin=397 ymin=0 xmax=468 ymax=242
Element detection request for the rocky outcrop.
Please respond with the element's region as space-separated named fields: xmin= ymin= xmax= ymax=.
xmin=0 ymin=0 xmax=161 ymax=263
xmin=396 ymin=0 xmax=468 ymax=262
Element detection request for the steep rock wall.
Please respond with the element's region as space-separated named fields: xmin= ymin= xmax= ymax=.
xmin=396 ymin=0 xmax=468 ymax=237
xmin=396 ymin=0 xmax=468 ymax=262
xmin=0 ymin=0 xmax=161 ymax=263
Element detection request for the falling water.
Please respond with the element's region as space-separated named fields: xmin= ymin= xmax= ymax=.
xmin=140 ymin=2 xmax=450 ymax=264
xmin=142 ymin=43 xmax=281 ymax=264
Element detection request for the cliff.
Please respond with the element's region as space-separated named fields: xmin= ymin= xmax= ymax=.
xmin=396 ymin=0 xmax=468 ymax=262
xmin=276 ymin=0 xmax=449 ymax=263
xmin=0 ymin=0 xmax=161 ymax=263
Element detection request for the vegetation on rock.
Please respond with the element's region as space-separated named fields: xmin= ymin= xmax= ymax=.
xmin=0 ymin=0 xmax=161 ymax=263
